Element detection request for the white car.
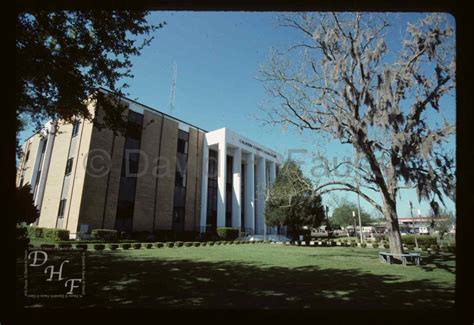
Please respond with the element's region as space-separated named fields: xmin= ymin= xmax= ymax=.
xmin=245 ymin=235 xmax=291 ymax=242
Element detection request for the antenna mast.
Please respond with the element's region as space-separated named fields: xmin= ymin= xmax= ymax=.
xmin=169 ymin=61 xmax=178 ymax=114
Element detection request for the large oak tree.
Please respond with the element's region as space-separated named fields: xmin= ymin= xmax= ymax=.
xmin=260 ymin=13 xmax=455 ymax=255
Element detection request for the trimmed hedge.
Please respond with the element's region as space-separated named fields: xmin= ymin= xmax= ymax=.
xmin=91 ymin=229 xmax=118 ymax=242
xmin=383 ymin=243 xmax=390 ymax=249
xmin=76 ymin=244 xmax=88 ymax=251
xmin=184 ymin=242 xmax=193 ymax=247
xmin=372 ymin=243 xmax=379 ymax=249
xmin=175 ymin=241 xmax=184 ymax=247
xmin=406 ymin=244 xmax=415 ymax=250
xmin=121 ymin=243 xmax=131 ymax=250
xmin=132 ymin=243 xmax=142 ymax=249
xmin=155 ymin=242 xmax=164 ymax=248
xmin=40 ymin=244 xmax=56 ymax=249
xmin=165 ymin=242 xmax=174 ymax=248
xmin=193 ymin=242 xmax=201 ymax=247
xmin=402 ymin=235 xmax=437 ymax=247
xmin=201 ymin=242 xmax=207 ymax=246
xmin=361 ymin=243 xmax=367 ymax=248
xmin=27 ymin=226 xmax=70 ymax=241
xmin=208 ymin=241 xmax=215 ymax=246
xmin=94 ymin=244 xmax=106 ymax=251
xmin=109 ymin=244 xmax=119 ymax=250
xmin=216 ymin=227 xmax=240 ymax=241
xmin=145 ymin=243 xmax=153 ymax=249
xmin=430 ymin=245 xmax=439 ymax=253
xmin=58 ymin=243 xmax=72 ymax=249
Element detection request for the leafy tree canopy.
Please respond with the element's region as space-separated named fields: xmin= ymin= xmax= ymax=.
xmin=16 ymin=184 xmax=40 ymax=225
xmin=330 ymin=200 xmax=373 ymax=227
xmin=265 ymin=161 xmax=325 ymax=237
xmin=16 ymin=11 xmax=164 ymax=151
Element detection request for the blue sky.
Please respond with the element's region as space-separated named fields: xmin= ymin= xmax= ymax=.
xmin=17 ymin=11 xmax=456 ymax=218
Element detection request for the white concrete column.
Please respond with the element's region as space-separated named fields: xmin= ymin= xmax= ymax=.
xmin=269 ymin=161 xmax=276 ymax=186
xmin=199 ymin=138 xmax=209 ymax=232
xmin=244 ymin=153 xmax=255 ymax=234
xmin=256 ymin=156 xmax=266 ymax=235
xmin=232 ymin=147 xmax=242 ymax=229
xmin=216 ymin=141 xmax=227 ymax=228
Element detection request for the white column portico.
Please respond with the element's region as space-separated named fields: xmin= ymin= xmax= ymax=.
xmin=244 ymin=152 xmax=255 ymax=234
xmin=256 ymin=157 xmax=266 ymax=235
xmin=199 ymin=128 xmax=283 ymax=236
xmin=231 ymin=147 xmax=242 ymax=229
xmin=216 ymin=141 xmax=227 ymax=227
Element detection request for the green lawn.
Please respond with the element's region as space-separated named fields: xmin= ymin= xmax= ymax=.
xmin=17 ymin=244 xmax=455 ymax=309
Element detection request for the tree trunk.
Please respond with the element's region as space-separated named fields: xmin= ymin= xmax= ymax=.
xmin=382 ymin=197 xmax=404 ymax=256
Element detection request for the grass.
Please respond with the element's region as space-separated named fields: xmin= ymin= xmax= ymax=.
xmin=16 ymin=244 xmax=454 ymax=309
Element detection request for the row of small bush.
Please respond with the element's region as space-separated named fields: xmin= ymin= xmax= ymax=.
xmin=38 ymin=240 xmax=268 ymax=250
xmin=26 ymin=226 xmax=70 ymax=241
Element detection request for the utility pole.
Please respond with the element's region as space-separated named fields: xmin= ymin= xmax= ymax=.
xmin=409 ymin=201 xmax=418 ymax=248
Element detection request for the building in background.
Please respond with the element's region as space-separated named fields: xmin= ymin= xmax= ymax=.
xmin=16 ymin=89 xmax=283 ymax=239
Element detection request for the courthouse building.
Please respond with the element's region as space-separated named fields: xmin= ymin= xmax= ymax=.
xmin=16 ymin=90 xmax=283 ymax=239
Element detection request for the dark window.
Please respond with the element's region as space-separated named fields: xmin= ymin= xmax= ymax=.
xmin=41 ymin=139 xmax=47 ymax=153
xmin=115 ymin=110 xmax=144 ymax=235
xmin=172 ymin=130 xmax=189 ymax=232
xmin=225 ymin=155 xmax=233 ymax=227
xmin=58 ymin=199 xmax=66 ymax=217
xmin=65 ymin=158 xmax=74 ymax=175
xmin=206 ymin=149 xmax=218 ymax=232
xmin=19 ymin=176 xmax=24 ymax=187
xmin=72 ymin=120 xmax=81 ymax=137
xmin=35 ymin=170 xmax=41 ymax=184
xmin=177 ymin=138 xmax=188 ymax=154
xmin=25 ymin=150 xmax=30 ymax=162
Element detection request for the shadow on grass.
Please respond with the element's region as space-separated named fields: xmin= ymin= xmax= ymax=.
xmin=419 ymin=253 xmax=456 ymax=274
xmin=16 ymin=251 xmax=454 ymax=310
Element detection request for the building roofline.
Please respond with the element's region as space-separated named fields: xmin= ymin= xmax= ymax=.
xmin=98 ymin=87 xmax=208 ymax=133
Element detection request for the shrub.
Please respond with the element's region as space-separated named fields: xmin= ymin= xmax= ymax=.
xmin=383 ymin=243 xmax=390 ymax=249
xmin=27 ymin=226 xmax=69 ymax=241
xmin=372 ymin=243 xmax=379 ymax=249
xmin=430 ymin=245 xmax=439 ymax=253
xmin=441 ymin=246 xmax=450 ymax=253
xmin=193 ymin=242 xmax=201 ymax=247
xmin=175 ymin=241 xmax=184 ymax=247
xmin=58 ymin=243 xmax=72 ymax=249
xmin=91 ymin=229 xmax=118 ymax=242
xmin=361 ymin=243 xmax=367 ymax=248
xmin=366 ymin=239 xmax=372 ymax=243
xmin=184 ymin=242 xmax=193 ymax=247
xmin=121 ymin=243 xmax=131 ymax=250
xmin=421 ymin=245 xmax=429 ymax=251
xmin=109 ymin=244 xmax=119 ymax=250
xmin=402 ymin=235 xmax=437 ymax=247
xmin=406 ymin=244 xmax=415 ymax=251
xmin=215 ymin=241 xmax=222 ymax=246
xmin=155 ymin=242 xmax=164 ymax=248
xmin=350 ymin=242 xmax=357 ymax=247
xmin=448 ymin=245 xmax=456 ymax=253
xmin=216 ymin=227 xmax=240 ymax=241
xmin=94 ymin=244 xmax=105 ymax=251
xmin=201 ymin=242 xmax=207 ymax=246
xmin=40 ymin=243 xmax=56 ymax=249
xmin=234 ymin=241 xmax=241 ymax=245
xmin=165 ymin=242 xmax=174 ymax=248
xmin=208 ymin=241 xmax=215 ymax=246
xmin=132 ymin=243 xmax=142 ymax=249
xmin=145 ymin=243 xmax=153 ymax=249
xmin=76 ymin=244 xmax=88 ymax=251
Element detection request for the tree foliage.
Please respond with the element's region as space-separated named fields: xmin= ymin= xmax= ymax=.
xmin=16 ymin=184 xmax=40 ymax=225
xmin=331 ymin=200 xmax=373 ymax=227
xmin=265 ymin=161 xmax=325 ymax=238
xmin=16 ymin=11 xmax=163 ymax=146
xmin=260 ymin=13 xmax=455 ymax=254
